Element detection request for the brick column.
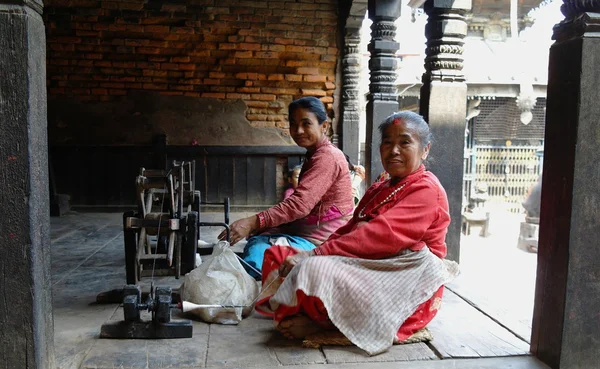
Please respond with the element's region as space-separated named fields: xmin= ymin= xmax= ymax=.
xmin=365 ymin=0 xmax=402 ymax=185
xmin=419 ymin=0 xmax=471 ymax=263
xmin=340 ymin=28 xmax=362 ymax=164
xmin=0 ymin=0 xmax=55 ymax=367
xmin=531 ymin=5 xmax=600 ymax=369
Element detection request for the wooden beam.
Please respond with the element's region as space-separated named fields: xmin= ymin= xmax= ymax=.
xmin=531 ymin=11 xmax=600 ymax=369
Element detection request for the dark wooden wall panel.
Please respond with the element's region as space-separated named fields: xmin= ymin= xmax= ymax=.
xmin=206 ymin=156 xmax=220 ymax=202
xmin=195 ymin=156 xmax=207 ymax=202
xmin=51 ymin=146 xmax=155 ymax=207
xmin=233 ymin=157 xmax=248 ymax=205
xmin=218 ymin=156 xmax=234 ymax=202
xmin=246 ymin=156 xmax=265 ymax=205
xmin=264 ymin=157 xmax=277 ymax=205
xmin=92 ymin=150 xmax=107 ymax=205
xmin=50 ymin=145 xmax=305 ymax=209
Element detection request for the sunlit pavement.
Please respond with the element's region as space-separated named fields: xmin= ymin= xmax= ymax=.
xmin=452 ymin=210 xmax=537 ymax=341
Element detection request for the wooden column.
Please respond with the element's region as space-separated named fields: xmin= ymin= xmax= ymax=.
xmin=365 ymin=0 xmax=402 ymax=185
xmin=531 ymin=7 xmax=600 ymax=369
xmin=419 ymin=0 xmax=471 ymax=263
xmin=340 ymin=28 xmax=362 ymax=165
xmin=0 ymin=0 xmax=55 ymax=367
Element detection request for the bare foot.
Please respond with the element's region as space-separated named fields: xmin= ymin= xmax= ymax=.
xmin=276 ymin=315 xmax=324 ymax=340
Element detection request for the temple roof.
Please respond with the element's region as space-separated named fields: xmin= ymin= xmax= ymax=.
xmin=463 ymin=37 xmax=549 ymax=85
xmin=395 ymin=0 xmax=562 ymax=98
xmin=472 ymin=0 xmax=545 ymax=19
xmin=396 ymin=37 xmax=550 ymax=97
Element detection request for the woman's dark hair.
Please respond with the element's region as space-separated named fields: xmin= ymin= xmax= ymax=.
xmin=378 ymin=111 xmax=433 ymax=149
xmin=288 ymin=96 xmax=328 ymax=125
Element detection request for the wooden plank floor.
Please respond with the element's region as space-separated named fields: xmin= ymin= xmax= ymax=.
xmin=50 ymin=212 xmax=538 ymax=369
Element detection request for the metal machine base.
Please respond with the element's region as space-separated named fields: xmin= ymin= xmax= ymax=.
xmin=100 ymin=319 xmax=192 ymax=339
xmin=100 ymin=285 xmax=192 ymax=339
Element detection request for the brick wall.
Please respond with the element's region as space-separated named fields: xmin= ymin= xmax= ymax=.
xmin=44 ymin=0 xmax=340 ymax=136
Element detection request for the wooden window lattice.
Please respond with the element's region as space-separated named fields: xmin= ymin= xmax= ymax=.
xmin=471 ymin=145 xmax=542 ymax=213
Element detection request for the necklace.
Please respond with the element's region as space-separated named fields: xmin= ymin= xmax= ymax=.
xmin=357 ymin=182 xmax=407 ymax=219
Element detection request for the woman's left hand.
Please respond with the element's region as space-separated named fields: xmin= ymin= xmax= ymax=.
xmin=279 ymin=250 xmax=313 ymax=277
xmin=218 ymin=215 xmax=258 ymax=246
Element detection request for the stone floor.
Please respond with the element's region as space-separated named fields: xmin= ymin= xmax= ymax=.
xmin=51 ymin=211 xmax=548 ymax=369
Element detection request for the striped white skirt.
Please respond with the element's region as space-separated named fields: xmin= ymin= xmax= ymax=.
xmin=268 ymin=248 xmax=460 ymax=355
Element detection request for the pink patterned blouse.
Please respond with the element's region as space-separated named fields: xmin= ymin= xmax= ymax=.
xmin=257 ymin=137 xmax=355 ymax=245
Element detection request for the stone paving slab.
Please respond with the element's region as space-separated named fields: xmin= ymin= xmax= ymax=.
xmin=81 ymin=335 xmax=210 ymax=369
xmin=81 ymin=339 xmax=151 ymax=369
xmin=265 ymin=337 xmax=327 ymax=366
xmin=52 ymin=223 xmax=124 ymax=284
xmin=55 ymin=330 xmax=100 ymax=369
xmin=322 ymin=343 xmax=437 ymax=364
xmin=81 ymin=311 xmax=210 ymax=369
xmin=54 ymin=304 xmax=119 ymax=369
xmin=205 ymin=327 xmax=284 ymax=368
xmin=145 ymin=338 xmax=208 ymax=369
xmin=53 ymin=267 xmax=125 ymax=309
xmin=80 ymin=237 xmax=127 ymax=269
xmin=50 ymin=212 xmax=120 ymax=241
xmin=206 ymin=312 xmax=326 ymax=367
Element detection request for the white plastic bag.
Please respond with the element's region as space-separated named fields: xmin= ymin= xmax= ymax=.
xmin=180 ymin=241 xmax=259 ymax=324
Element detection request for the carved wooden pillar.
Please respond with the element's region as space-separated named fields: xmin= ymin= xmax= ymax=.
xmin=419 ymin=0 xmax=471 ymax=263
xmin=340 ymin=28 xmax=362 ymax=165
xmin=365 ymin=0 xmax=402 ymax=184
xmin=531 ymin=4 xmax=600 ymax=369
xmin=0 ymin=0 xmax=55 ymax=367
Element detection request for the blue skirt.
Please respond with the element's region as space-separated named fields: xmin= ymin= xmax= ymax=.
xmin=242 ymin=234 xmax=315 ymax=279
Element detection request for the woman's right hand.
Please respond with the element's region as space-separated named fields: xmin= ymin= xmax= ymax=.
xmin=218 ymin=215 xmax=258 ymax=246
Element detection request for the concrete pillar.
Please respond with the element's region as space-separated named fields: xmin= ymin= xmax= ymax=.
xmin=365 ymin=0 xmax=402 ymax=185
xmin=419 ymin=0 xmax=471 ymax=263
xmin=530 ymin=7 xmax=600 ymax=369
xmin=0 ymin=0 xmax=55 ymax=367
xmin=340 ymin=28 xmax=362 ymax=165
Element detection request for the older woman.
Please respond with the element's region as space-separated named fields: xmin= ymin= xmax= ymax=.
xmin=255 ymin=111 xmax=459 ymax=355
xmin=218 ymin=96 xmax=355 ymax=276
